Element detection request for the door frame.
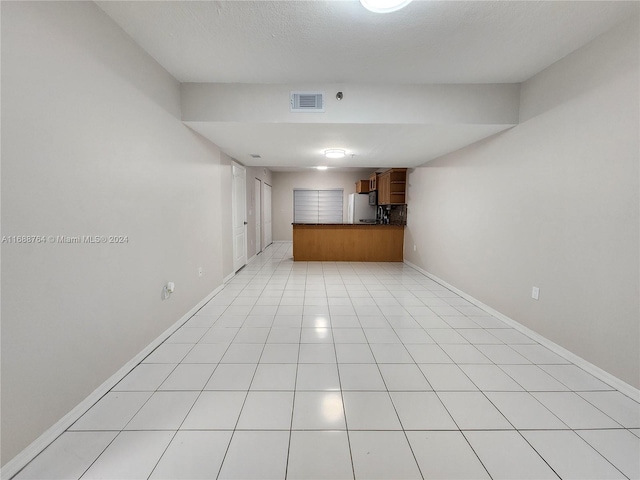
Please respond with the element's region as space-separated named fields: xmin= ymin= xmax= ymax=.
xmin=231 ymin=162 xmax=247 ymax=272
xmin=254 ymin=177 xmax=262 ymax=255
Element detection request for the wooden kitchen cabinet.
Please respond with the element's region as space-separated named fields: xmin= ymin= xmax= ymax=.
xmin=369 ymin=173 xmax=378 ymax=191
xmin=377 ymin=168 xmax=407 ymax=205
xmin=355 ymin=180 xmax=370 ymax=193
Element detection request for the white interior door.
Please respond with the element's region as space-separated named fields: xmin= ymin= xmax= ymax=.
xmin=232 ymin=163 xmax=247 ymax=272
xmin=255 ymin=178 xmax=262 ymax=254
xmin=264 ymin=183 xmax=273 ymax=247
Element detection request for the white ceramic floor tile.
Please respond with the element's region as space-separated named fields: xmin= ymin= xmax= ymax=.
xmin=406 ymin=344 xmax=452 ymax=363
xmin=390 ymin=392 xmax=457 ymax=430
xmin=342 ymin=392 xmax=402 ymax=430
xmin=199 ymin=327 xmax=239 ymax=344
xmin=166 ymin=327 xmax=208 ymax=344
xmin=394 ymin=329 xmax=434 ymax=344
xmin=457 ymin=329 xmax=502 ymax=344
xmin=415 ymin=316 xmax=451 ymax=328
xmin=236 ymin=391 xmax=294 ymax=430
xmin=469 ymin=316 xmax=509 ymax=328
xmin=379 ymin=364 xmax=432 ymax=391
xmin=476 ymin=344 xmax=530 ymax=364
xmin=260 ymin=343 xmax=299 ymax=363
xmin=113 ymin=364 xmax=176 ymax=391
xmin=369 ymin=344 xmax=415 ymax=363
xmin=181 ymin=391 xmax=246 ymax=429
xmin=349 ymin=431 xmax=422 ymax=479
xmin=149 ymin=431 xmax=232 ymax=479
xmin=272 ymin=315 xmax=303 ymax=327
xmin=511 ymin=344 xmax=570 ymax=364
xmin=292 ymin=392 xmax=346 ymax=430
xmin=296 ymin=364 xmax=340 ymax=391
xmin=488 ymin=329 xmax=537 ymax=344
xmin=300 ymin=327 xmax=333 ymax=343
xmin=81 ymin=431 xmax=174 ymax=480
xmin=181 ymin=343 xmax=227 ymax=363
xmin=204 ymin=364 xmax=256 ymax=390
xmin=499 ymin=364 xmax=569 ymax=391
xmin=459 ymin=364 xmax=524 ymax=391
xmin=330 ymin=316 xmax=362 ymax=328
xmin=485 ymin=392 xmax=567 ymax=429
xmin=15 ymin=432 xmax=117 ymax=480
xmin=244 ymin=314 xmax=276 ymax=327
xmin=335 ymin=344 xmax=376 ymax=363
xmin=301 ymin=314 xmax=331 ymax=327
xmin=250 ymin=363 xmax=297 ymax=390
xmin=440 ymin=344 xmax=492 ymax=364
xmin=125 ymin=391 xmax=199 ymax=430
xmin=287 ymin=431 xmax=353 ymax=480
xmin=426 ymin=329 xmax=469 ymax=344
xmin=267 ymin=327 xmax=301 ymax=344
xmin=218 ymin=431 xmax=290 ymax=480
xmin=197 ymin=303 xmax=228 ymax=317
xmin=577 ymin=429 xmax=640 ymax=480
xmin=465 ymin=431 xmax=559 ymax=479
xmin=358 ymin=315 xmax=390 ymax=328
xmin=333 ymin=328 xmax=368 ymax=343
xmin=159 ymin=364 xmax=216 ymax=390
xmin=418 ymin=364 xmax=478 ymax=391
xmin=364 ymin=328 xmax=401 ymax=344
xmin=70 ymin=392 xmax=152 ymax=431
xmin=233 ymin=327 xmax=270 ymax=344
xmin=407 ymin=431 xmax=489 ymax=479
xmin=339 ymin=363 xmax=387 ymax=390
xmin=540 ymin=364 xmax=614 ymax=391
xmin=532 ymin=392 xmax=622 ymax=429
xmin=522 ymin=430 xmax=626 ymax=480
xmin=220 ymin=344 xmax=263 ymax=363
xmin=143 ymin=344 xmax=193 ymax=364
xmin=437 ymin=392 xmax=513 ymax=429
xmin=299 ymin=344 xmax=336 ymax=363
xmin=578 ymin=391 xmax=640 ymax=428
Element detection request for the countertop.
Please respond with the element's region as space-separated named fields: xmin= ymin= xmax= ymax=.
xmin=292 ymin=223 xmax=404 ymax=226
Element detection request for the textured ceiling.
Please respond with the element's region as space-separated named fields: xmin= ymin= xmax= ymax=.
xmin=98 ymin=1 xmax=636 ymax=84
xmin=97 ymin=1 xmax=637 ymax=169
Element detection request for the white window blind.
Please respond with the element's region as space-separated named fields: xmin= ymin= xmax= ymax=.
xmin=294 ymin=189 xmax=343 ymax=224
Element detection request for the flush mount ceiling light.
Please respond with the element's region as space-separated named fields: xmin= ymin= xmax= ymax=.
xmin=324 ymin=149 xmax=346 ymax=159
xmin=316 ymin=166 xmax=328 ymax=171
xmin=360 ymin=0 xmax=412 ymax=13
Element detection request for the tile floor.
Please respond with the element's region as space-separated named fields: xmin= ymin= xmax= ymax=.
xmin=13 ymin=242 xmax=640 ymax=479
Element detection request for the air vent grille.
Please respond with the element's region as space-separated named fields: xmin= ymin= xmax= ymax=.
xmin=290 ymin=91 xmax=325 ymax=113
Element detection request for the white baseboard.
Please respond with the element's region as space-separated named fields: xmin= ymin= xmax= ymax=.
xmin=404 ymin=260 xmax=640 ymax=402
xmin=1 ymin=283 xmax=226 ymax=480
xmin=223 ymin=271 xmax=235 ymax=284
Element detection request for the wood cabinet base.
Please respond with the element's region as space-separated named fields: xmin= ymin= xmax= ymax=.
xmin=292 ymin=224 xmax=404 ymax=262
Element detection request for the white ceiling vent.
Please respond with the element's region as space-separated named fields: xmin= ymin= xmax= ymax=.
xmin=290 ymin=91 xmax=324 ymax=113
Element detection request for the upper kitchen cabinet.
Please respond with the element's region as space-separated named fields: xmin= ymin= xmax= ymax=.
xmin=355 ymin=180 xmax=370 ymax=194
xmin=369 ymin=173 xmax=378 ymax=191
xmin=377 ymin=168 xmax=407 ymax=205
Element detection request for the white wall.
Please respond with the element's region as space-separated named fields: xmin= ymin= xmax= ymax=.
xmin=1 ymin=2 xmax=229 ymax=464
xmin=404 ymin=18 xmax=639 ymax=388
xmin=272 ymin=169 xmax=373 ymax=241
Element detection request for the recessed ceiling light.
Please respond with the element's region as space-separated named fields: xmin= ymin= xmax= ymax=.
xmin=360 ymin=0 xmax=412 ymax=13
xmin=324 ymin=149 xmax=346 ymax=159
xmin=316 ymin=166 xmax=328 ymax=171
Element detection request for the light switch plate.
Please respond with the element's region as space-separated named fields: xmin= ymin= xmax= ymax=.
xmin=532 ymin=286 xmax=540 ymax=300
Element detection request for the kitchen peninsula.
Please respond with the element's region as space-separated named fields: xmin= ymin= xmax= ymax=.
xmin=292 ymin=224 xmax=404 ymax=261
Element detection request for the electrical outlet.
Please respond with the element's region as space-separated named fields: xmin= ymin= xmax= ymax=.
xmin=198 ymin=267 xmax=203 ymax=277
xmin=531 ymin=286 xmax=540 ymax=300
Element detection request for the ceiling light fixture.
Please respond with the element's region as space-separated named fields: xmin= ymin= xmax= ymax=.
xmin=360 ymin=0 xmax=412 ymax=13
xmin=316 ymin=166 xmax=328 ymax=171
xmin=324 ymin=149 xmax=346 ymax=159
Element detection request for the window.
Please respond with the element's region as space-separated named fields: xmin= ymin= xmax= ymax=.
xmin=294 ymin=189 xmax=343 ymax=224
